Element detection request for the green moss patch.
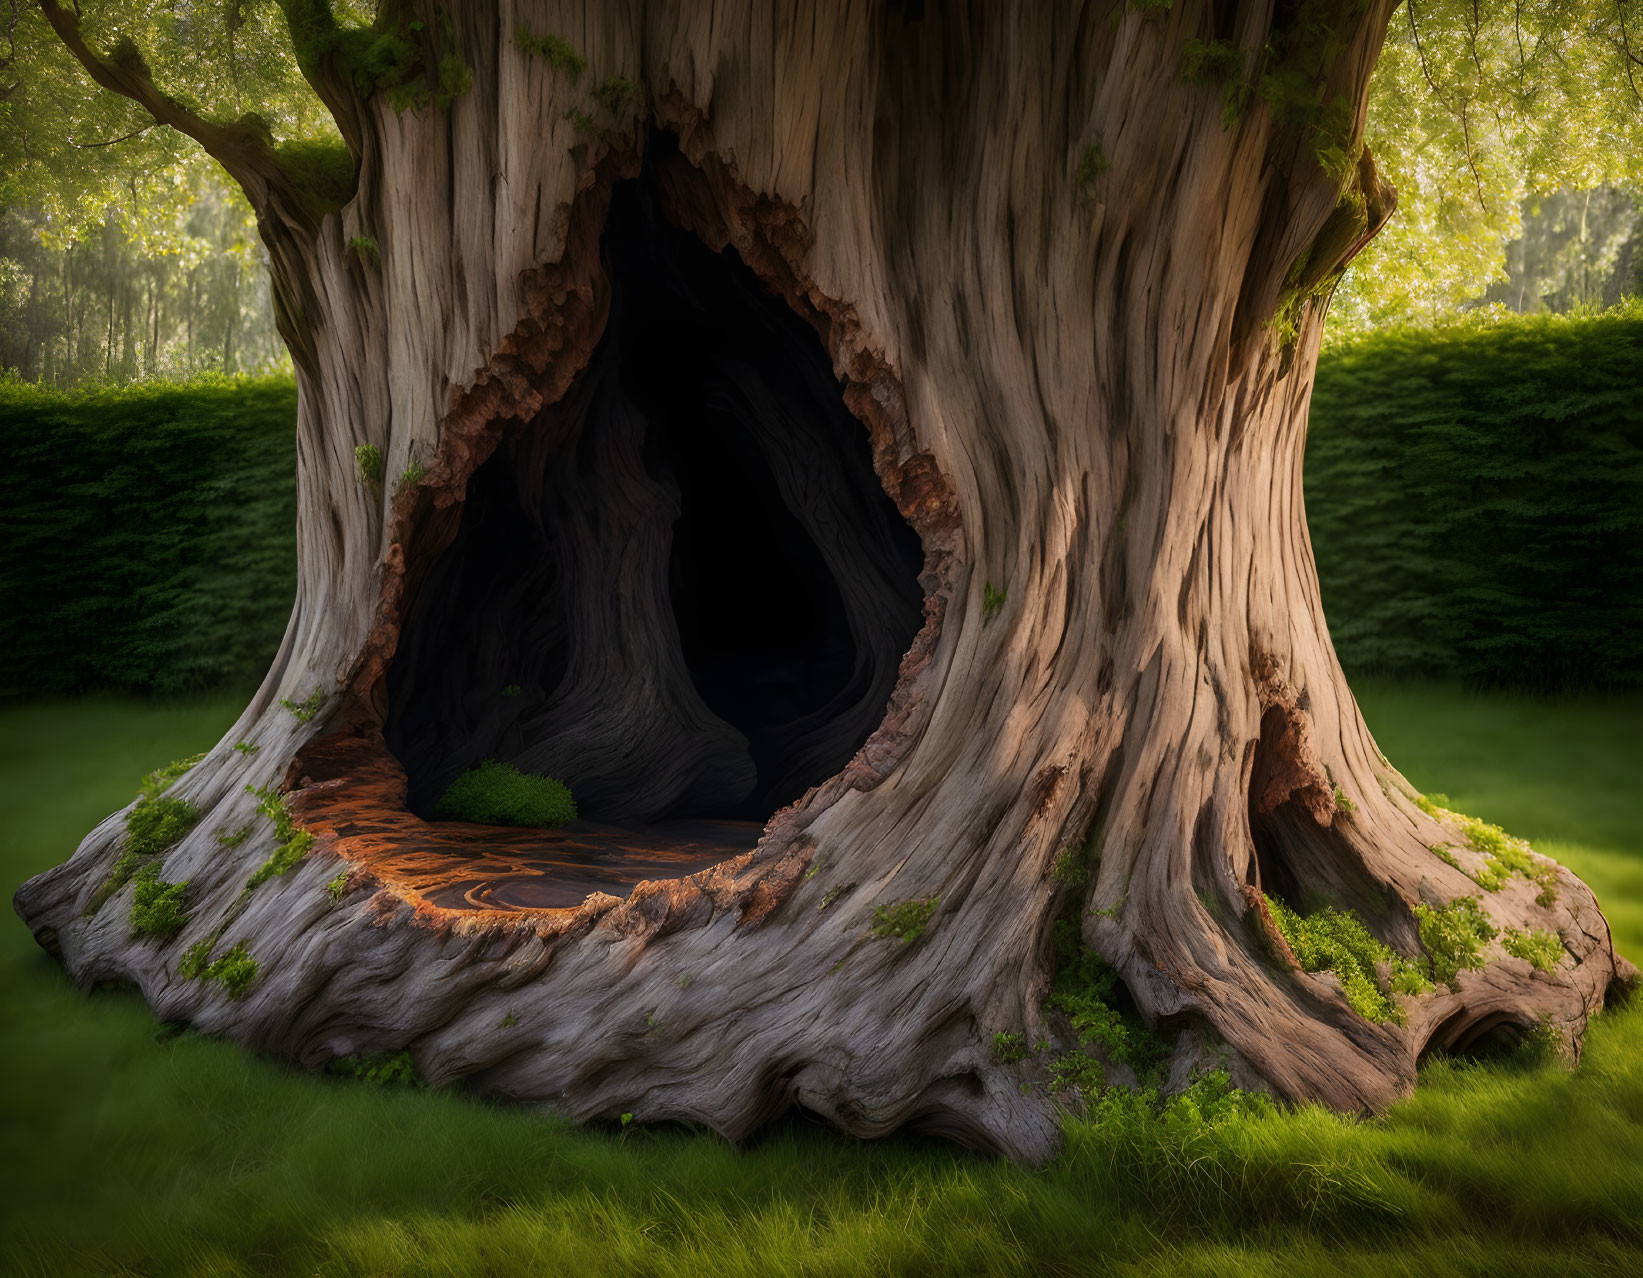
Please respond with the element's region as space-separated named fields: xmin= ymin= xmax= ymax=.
xmin=435 ymin=761 xmax=577 ymax=828
xmin=1416 ymin=794 xmax=1559 ymax=902
xmin=515 ymin=26 xmax=586 ymax=80
xmin=246 ymin=784 xmax=316 ymax=887
xmin=180 ymin=940 xmax=258 ymax=999
xmin=1266 ymin=896 xmax=1431 ymax=1024
xmin=130 ymin=865 xmax=189 ymax=942
xmin=1502 ymin=927 xmax=1565 ymax=972
xmin=88 ymin=754 xmax=203 ymax=914
xmin=1414 ymin=896 xmax=1498 ymax=985
xmin=869 ymin=896 xmax=938 ymax=944
xmin=280 ymin=687 xmax=326 ymax=724
xmin=1046 ymin=919 xmax=1173 ymax=1087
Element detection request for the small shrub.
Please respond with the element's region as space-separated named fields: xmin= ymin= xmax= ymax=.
xmin=500 ymin=1011 xmax=519 ymax=1028
xmin=1518 ymin=1016 xmax=1570 ymax=1065
xmin=1265 ymin=896 xmax=1430 ymax=1023
xmin=1502 ymin=927 xmax=1564 ymax=971
xmin=870 ymin=896 xmax=938 ymax=944
xmin=280 ymin=686 xmax=326 ymax=723
xmin=130 ymin=865 xmax=189 ymax=941
xmin=233 ymin=740 xmax=260 ymax=756
xmin=354 ymin=443 xmax=384 ymax=483
xmin=327 ymin=870 xmax=349 ymax=903
xmin=1414 ymin=896 xmax=1498 ymax=985
xmin=347 ymin=234 xmax=380 ymax=264
xmin=501 ymin=683 xmax=522 ymax=697
xmin=435 ymin=760 xmax=577 ymax=827
xmin=1332 ymin=785 xmax=1357 ymax=815
xmin=217 ymin=822 xmax=253 ymax=848
xmin=992 ymin=1031 xmax=1029 ymax=1064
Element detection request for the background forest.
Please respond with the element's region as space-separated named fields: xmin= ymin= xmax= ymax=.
xmin=2 ymin=2 xmax=1642 ymax=1276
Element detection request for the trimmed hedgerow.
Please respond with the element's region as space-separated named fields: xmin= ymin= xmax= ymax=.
xmin=0 ymin=375 xmax=297 ymax=697
xmin=1307 ymin=305 xmax=1643 ymax=689
xmin=1307 ymin=305 xmax=1643 ymax=686
xmin=435 ymin=761 xmax=577 ymax=828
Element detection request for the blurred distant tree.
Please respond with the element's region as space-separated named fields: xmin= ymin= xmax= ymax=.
xmin=1332 ymin=0 xmax=1643 ymax=329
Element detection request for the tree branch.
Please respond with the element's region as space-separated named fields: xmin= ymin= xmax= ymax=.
xmin=70 ymin=122 xmax=155 ymax=148
xmin=36 ymin=0 xmax=294 ymax=213
xmin=273 ymin=0 xmax=367 ymax=158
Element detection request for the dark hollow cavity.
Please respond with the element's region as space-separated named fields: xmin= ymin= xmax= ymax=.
xmin=385 ymin=151 xmax=926 ymax=825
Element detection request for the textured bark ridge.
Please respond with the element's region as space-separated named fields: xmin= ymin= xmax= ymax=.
xmin=16 ymin=1 xmax=1633 ymax=1163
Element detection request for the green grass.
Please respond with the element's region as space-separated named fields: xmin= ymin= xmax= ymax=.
xmin=2 ymin=688 xmax=1641 ymax=1276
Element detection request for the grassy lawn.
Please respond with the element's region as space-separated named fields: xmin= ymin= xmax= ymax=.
xmin=2 ymin=686 xmax=1640 ymax=1277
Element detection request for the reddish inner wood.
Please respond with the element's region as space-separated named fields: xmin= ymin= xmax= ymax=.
xmin=290 ymin=733 xmax=763 ymax=916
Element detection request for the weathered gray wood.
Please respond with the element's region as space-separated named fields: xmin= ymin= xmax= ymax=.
xmin=15 ymin=0 xmax=1633 ymax=1164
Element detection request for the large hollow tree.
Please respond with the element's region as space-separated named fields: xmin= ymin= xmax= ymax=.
xmin=14 ymin=0 xmax=1634 ymax=1162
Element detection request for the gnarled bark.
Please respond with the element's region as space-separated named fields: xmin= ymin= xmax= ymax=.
xmin=16 ymin=0 xmax=1633 ymax=1163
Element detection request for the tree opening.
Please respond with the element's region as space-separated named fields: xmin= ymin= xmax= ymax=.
xmin=383 ymin=145 xmax=927 ymax=835
xmin=1417 ymin=1009 xmax=1531 ymax=1066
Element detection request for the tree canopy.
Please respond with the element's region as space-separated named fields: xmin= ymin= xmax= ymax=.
xmin=2 ymin=0 xmax=1641 ymax=368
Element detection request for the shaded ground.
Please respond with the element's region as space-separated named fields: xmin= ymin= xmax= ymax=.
xmin=2 ymin=683 xmax=1640 ymax=1277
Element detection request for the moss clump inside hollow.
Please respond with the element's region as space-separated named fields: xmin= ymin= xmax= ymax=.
xmin=435 ymin=761 xmax=577 ymax=828
xmin=1265 ymin=896 xmax=1431 ymax=1024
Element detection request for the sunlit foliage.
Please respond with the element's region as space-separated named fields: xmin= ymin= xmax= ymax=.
xmin=1335 ymin=0 xmax=1643 ymax=330
xmin=2 ymin=1 xmax=1641 ymax=351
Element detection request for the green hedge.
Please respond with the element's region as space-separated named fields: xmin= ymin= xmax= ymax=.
xmin=1307 ymin=307 xmax=1643 ymax=688
xmin=3 ymin=309 xmax=1640 ymax=698
xmin=0 ymin=376 xmax=297 ymax=698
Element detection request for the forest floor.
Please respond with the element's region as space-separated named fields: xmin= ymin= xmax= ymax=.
xmin=2 ymin=685 xmax=1640 ymax=1277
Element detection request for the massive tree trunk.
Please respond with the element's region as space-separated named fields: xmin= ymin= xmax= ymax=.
xmin=17 ymin=0 xmax=1633 ymax=1163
